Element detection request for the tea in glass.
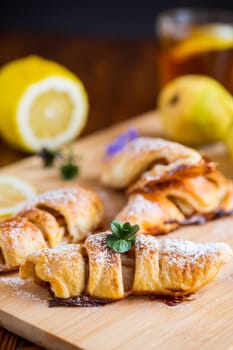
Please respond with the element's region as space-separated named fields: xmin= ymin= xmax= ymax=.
xmin=156 ymin=9 xmax=233 ymax=93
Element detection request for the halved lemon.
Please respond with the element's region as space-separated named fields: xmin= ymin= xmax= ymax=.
xmin=171 ymin=24 xmax=233 ymax=60
xmin=0 ymin=55 xmax=89 ymax=152
xmin=0 ymin=175 xmax=36 ymax=218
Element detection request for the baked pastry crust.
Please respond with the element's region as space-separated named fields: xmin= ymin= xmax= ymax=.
xmin=0 ymin=217 xmax=47 ymax=272
xmin=115 ymin=193 xmax=184 ymax=235
xmin=133 ymin=235 xmax=232 ymax=296
xmin=20 ymin=208 xmax=64 ymax=248
xmin=20 ymin=233 xmax=233 ymax=300
xmin=85 ymin=233 xmax=124 ymax=299
xmin=116 ymin=171 xmax=233 ymax=235
xmin=157 ymin=173 xmax=228 ymax=216
xmin=101 ymin=137 xmax=213 ymax=190
xmin=30 ymin=187 xmax=104 ymax=242
xmin=20 ymin=244 xmax=85 ymax=299
xmin=0 ymin=186 xmax=104 ymax=273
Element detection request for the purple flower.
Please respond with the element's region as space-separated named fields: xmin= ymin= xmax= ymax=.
xmin=106 ymin=128 xmax=138 ymax=157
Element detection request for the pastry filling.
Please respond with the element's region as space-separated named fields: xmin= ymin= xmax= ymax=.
xmin=36 ymin=247 xmax=137 ymax=307
xmin=0 ymin=248 xmax=5 ymax=265
xmin=168 ymin=196 xmax=195 ymax=217
xmin=36 ymin=205 xmax=67 ymax=240
xmin=49 ymin=295 xmax=115 ymax=307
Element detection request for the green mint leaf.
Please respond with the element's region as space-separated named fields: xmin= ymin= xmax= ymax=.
xmin=107 ymin=221 xmax=140 ymax=253
xmin=121 ymin=223 xmax=139 ymax=240
xmin=60 ymin=163 xmax=79 ymax=180
xmin=125 ymin=224 xmax=140 ymax=238
xmin=106 ymin=234 xmax=119 ymax=249
xmin=112 ymin=239 xmax=132 ymax=253
xmin=122 ymin=222 xmax=131 ymax=232
xmin=126 ymin=236 xmax=136 ymax=244
xmin=110 ymin=220 xmax=122 ymax=238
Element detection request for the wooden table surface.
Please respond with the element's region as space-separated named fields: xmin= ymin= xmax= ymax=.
xmin=0 ymin=32 xmax=156 ymax=349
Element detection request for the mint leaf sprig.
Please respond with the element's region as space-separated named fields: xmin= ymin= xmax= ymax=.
xmin=38 ymin=147 xmax=80 ymax=180
xmin=60 ymin=148 xmax=79 ymax=180
xmin=106 ymin=220 xmax=139 ymax=253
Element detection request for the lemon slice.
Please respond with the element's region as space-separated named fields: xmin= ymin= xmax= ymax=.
xmin=171 ymin=24 xmax=233 ymax=60
xmin=0 ymin=55 xmax=89 ymax=152
xmin=0 ymin=175 xmax=36 ymax=218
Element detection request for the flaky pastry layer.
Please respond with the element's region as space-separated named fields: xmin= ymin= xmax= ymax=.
xmin=20 ymin=233 xmax=232 ymax=301
xmin=101 ymin=137 xmax=214 ymax=190
xmin=116 ymin=171 xmax=233 ymax=235
xmin=0 ymin=187 xmax=104 ymax=272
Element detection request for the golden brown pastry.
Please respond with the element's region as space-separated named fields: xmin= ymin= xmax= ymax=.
xmin=20 ymin=244 xmax=85 ymax=299
xmin=115 ymin=192 xmax=185 ymax=235
xmin=101 ymin=137 xmax=213 ymax=190
xmin=206 ymin=171 xmax=233 ymax=212
xmin=0 ymin=186 xmax=104 ymax=273
xmin=85 ymin=234 xmax=124 ymax=299
xmin=0 ymin=217 xmax=47 ymax=272
xmin=20 ymin=208 xmax=64 ymax=248
xmin=116 ymin=171 xmax=233 ymax=235
xmin=156 ymin=172 xmax=229 ymax=216
xmin=221 ymin=182 xmax=233 ymax=212
xmin=133 ymin=235 xmax=232 ymax=296
xmin=28 ymin=187 xmax=104 ymax=243
xmin=20 ymin=233 xmax=233 ymax=302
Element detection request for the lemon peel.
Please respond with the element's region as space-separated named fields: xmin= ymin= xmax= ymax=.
xmin=0 ymin=55 xmax=89 ymax=152
xmin=0 ymin=175 xmax=36 ymax=219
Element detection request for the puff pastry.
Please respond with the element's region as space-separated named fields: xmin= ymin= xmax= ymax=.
xmin=20 ymin=208 xmax=64 ymax=248
xmin=101 ymin=137 xmax=214 ymax=189
xmin=116 ymin=171 xmax=233 ymax=235
xmin=20 ymin=233 xmax=232 ymax=302
xmin=0 ymin=217 xmax=47 ymax=272
xmin=115 ymin=192 xmax=185 ymax=235
xmin=0 ymin=186 xmax=104 ymax=273
xmin=27 ymin=187 xmax=104 ymax=242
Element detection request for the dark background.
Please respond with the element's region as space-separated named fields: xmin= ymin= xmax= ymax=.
xmin=1 ymin=0 xmax=233 ymax=37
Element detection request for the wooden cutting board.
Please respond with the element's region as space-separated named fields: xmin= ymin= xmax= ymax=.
xmin=0 ymin=110 xmax=233 ymax=350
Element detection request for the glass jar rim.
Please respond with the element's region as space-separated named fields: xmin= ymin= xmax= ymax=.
xmin=156 ymin=7 xmax=233 ymax=25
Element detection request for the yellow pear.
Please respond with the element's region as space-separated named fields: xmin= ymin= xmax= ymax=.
xmin=158 ymin=75 xmax=233 ymax=146
xmin=225 ymin=126 xmax=233 ymax=159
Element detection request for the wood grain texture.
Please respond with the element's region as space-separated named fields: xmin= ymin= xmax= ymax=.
xmin=0 ymin=111 xmax=233 ymax=350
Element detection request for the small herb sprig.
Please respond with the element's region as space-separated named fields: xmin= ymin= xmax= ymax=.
xmin=60 ymin=149 xmax=79 ymax=180
xmin=38 ymin=147 xmax=79 ymax=180
xmin=38 ymin=148 xmax=60 ymax=167
xmin=106 ymin=220 xmax=139 ymax=253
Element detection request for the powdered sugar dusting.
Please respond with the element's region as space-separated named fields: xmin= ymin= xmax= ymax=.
xmin=86 ymin=232 xmax=118 ymax=266
xmin=0 ymin=276 xmax=45 ymax=303
xmin=128 ymin=195 xmax=161 ymax=216
xmin=25 ymin=188 xmax=80 ymax=208
xmin=128 ymin=137 xmax=168 ymax=153
xmin=162 ymin=239 xmax=233 ymax=267
xmin=0 ymin=276 xmax=25 ymax=288
xmin=136 ymin=234 xmax=232 ymax=267
xmin=27 ymin=244 xmax=83 ymax=279
xmin=126 ymin=137 xmax=201 ymax=163
xmin=31 ymin=243 xmax=81 ymax=258
xmin=0 ymin=217 xmax=40 ymax=250
xmin=136 ymin=234 xmax=159 ymax=252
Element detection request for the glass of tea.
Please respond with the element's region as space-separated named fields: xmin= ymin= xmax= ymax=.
xmin=156 ymin=8 xmax=233 ymax=93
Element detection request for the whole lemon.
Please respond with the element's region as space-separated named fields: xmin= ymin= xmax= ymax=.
xmin=0 ymin=55 xmax=89 ymax=152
